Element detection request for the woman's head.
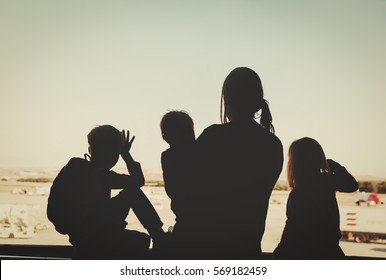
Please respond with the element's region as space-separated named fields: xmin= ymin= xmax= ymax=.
xmin=287 ymin=137 xmax=331 ymax=189
xmin=221 ymin=67 xmax=274 ymax=133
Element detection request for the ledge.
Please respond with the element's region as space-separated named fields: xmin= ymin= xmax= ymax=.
xmin=0 ymin=244 xmax=383 ymax=260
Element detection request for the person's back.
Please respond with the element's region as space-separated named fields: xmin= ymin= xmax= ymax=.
xmin=273 ymin=137 xmax=358 ymax=259
xmin=191 ymin=121 xmax=282 ymax=258
xmin=277 ymin=176 xmax=342 ymax=258
xmin=161 ymin=143 xmax=195 ymax=220
xmin=181 ymin=67 xmax=283 ymax=259
xmin=47 ymin=157 xmax=105 ymax=238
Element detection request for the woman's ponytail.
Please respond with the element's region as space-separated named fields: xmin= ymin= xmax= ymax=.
xmin=260 ymin=99 xmax=275 ymax=134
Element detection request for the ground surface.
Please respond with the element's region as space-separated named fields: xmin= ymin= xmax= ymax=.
xmin=0 ymin=181 xmax=385 ymax=258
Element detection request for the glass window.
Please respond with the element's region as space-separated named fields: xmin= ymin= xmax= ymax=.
xmin=1 ymin=1 xmax=385 ymax=259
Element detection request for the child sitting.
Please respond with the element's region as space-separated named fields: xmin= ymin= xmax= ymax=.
xmin=47 ymin=125 xmax=164 ymax=259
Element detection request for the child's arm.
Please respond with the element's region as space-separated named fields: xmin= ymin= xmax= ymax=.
xmin=327 ymin=159 xmax=358 ymax=193
xmin=105 ymin=130 xmax=145 ymax=189
xmin=107 ymin=162 xmax=145 ymax=190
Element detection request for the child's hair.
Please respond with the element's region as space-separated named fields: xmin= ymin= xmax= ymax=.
xmin=221 ymin=67 xmax=274 ymax=133
xmin=87 ymin=125 xmax=123 ymax=160
xmin=160 ymin=110 xmax=195 ymax=145
xmin=287 ymin=137 xmax=331 ymax=189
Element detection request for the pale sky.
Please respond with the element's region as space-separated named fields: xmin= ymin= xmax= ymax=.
xmin=1 ymin=0 xmax=385 ymax=178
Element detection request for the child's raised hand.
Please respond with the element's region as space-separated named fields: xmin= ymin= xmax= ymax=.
xmin=121 ymin=129 xmax=135 ymax=162
xmin=327 ymin=159 xmax=343 ymax=173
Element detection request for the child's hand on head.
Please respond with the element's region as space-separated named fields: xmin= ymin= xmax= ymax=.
xmin=121 ymin=129 xmax=135 ymax=162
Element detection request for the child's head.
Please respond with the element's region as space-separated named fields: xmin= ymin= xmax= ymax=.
xmin=160 ymin=110 xmax=195 ymax=147
xmin=87 ymin=125 xmax=123 ymax=170
xmin=287 ymin=137 xmax=331 ymax=189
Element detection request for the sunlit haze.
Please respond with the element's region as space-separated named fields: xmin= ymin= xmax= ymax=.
xmin=1 ymin=0 xmax=385 ymax=179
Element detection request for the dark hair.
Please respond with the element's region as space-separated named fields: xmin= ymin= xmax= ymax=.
xmin=287 ymin=137 xmax=331 ymax=189
xmin=87 ymin=125 xmax=123 ymax=157
xmin=221 ymin=67 xmax=274 ymax=133
xmin=160 ymin=110 xmax=195 ymax=145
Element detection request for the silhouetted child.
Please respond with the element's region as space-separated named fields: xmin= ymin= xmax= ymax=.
xmin=273 ymin=137 xmax=358 ymax=259
xmin=47 ymin=125 xmax=164 ymax=259
xmin=160 ymin=111 xmax=196 ymax=229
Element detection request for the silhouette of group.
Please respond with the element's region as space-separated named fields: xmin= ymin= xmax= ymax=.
xmin=47 ymin=67 xmax=358 ymax=260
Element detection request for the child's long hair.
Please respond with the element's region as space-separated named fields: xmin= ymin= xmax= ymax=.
xmin=287 ymin=137 xmax=331 ymax=189
xmin=220 ymin=67 xmax=274 ymax=133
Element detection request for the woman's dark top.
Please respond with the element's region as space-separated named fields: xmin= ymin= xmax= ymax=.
xmin=185 ymin=121 xmax=283 ymax=259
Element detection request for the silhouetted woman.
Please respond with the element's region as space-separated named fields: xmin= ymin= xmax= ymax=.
xmin=273 ymin=137 xmax=358 ymax=259
xmin=185 ymin=67 xmax=283 ymax=259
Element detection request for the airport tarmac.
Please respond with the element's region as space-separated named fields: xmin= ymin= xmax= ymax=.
xmin=0 ymin=183 xmax=385 ymax=259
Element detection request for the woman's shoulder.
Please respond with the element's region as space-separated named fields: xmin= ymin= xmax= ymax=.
xmin=199 ymin=122 xmax=283 ymax=146
xmin=266 ymin=130 xmax=282 ymax=149
xmin=197 ymin=124 xmax=226 ymax=141
xmin=202 ymin=123 xmax=224 ymax=134
xmin=253 ymin=122 xmax=281 ymax=142
xmin=252 ymin=122 xmax=283 ymax=154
